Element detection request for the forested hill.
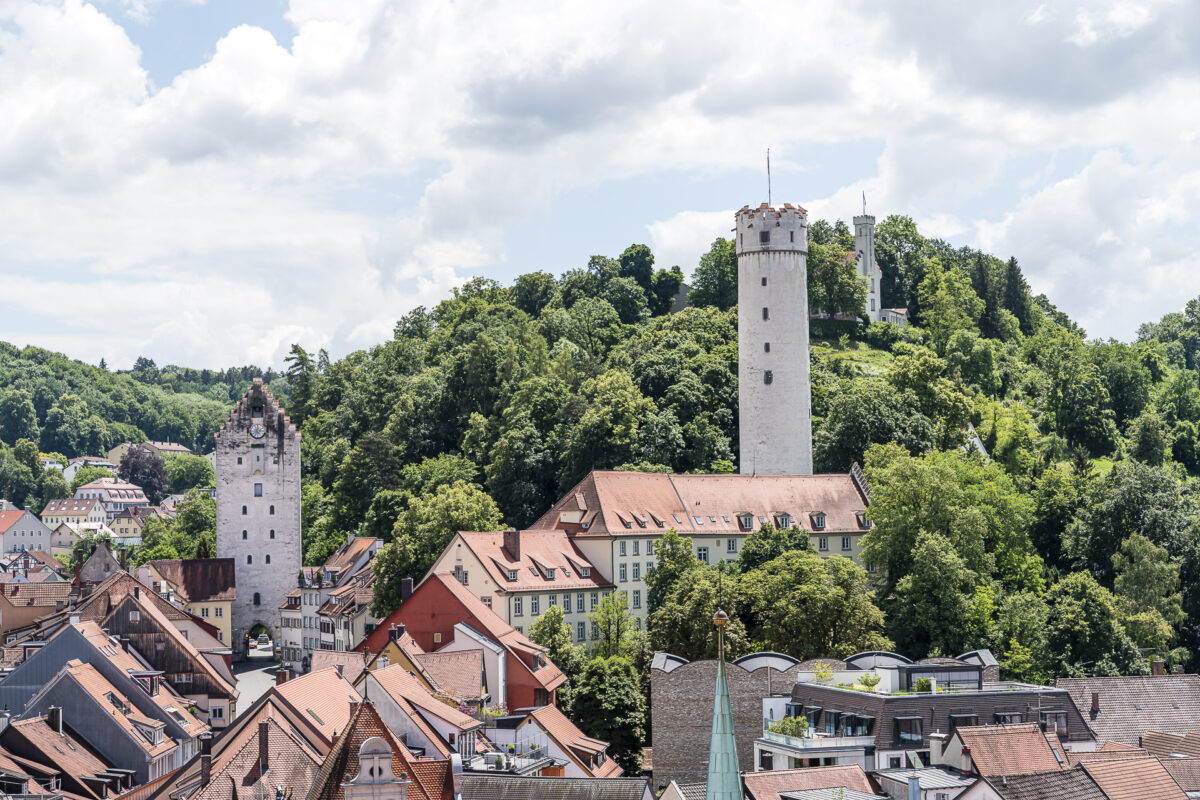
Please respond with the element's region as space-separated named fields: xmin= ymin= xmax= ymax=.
xmin=0 ymin=342 xmax=287 ymax=459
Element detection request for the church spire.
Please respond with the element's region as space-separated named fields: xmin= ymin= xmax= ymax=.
xmin=706 ymin=609 xmax=741 ymax=800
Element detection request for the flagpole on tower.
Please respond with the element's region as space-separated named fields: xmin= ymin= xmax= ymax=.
xmin=767 ymin=149 xmax=772 ymax=207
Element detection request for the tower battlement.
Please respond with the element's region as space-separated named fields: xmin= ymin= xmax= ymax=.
xmin=734 ymin=203 xmax=808 ymax=257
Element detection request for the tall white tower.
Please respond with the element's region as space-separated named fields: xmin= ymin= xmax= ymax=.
xmin=215 ymin=379 xmax=301 ymax=659
xmin=736 ymin=202 xmax=812 ymax=475
xmin=854 ymin=212 xmax=882 ymax=322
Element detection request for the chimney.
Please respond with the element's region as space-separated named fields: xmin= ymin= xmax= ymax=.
xmin=1091 ymin=692 xmax=1100 ymax=716
xmin=258 ymin=720 xmax=269 ymax=774
xmin=133 ymin=585 xmax=139 ymax=599
xmin=199 ymin=754 xmax=211 ymax=787
xmin=119 ymin=548 xmax=127 ymax=569
xmin=502 ymin=529 xmax=520 ymax=561
xmin=907 ymin=776 xmax=921 ymax=800
xmin=1153 ymin=659 xmax=1165 ymax=676
xmin=961 ymin=745 xmax=973 ymax=775
xmin=400 ymin=577 xmax=413 ymax=603
xmin=47 ymin=706 xmax=62 ymax=735
xmin=928 ymin=732 xmax=947 ymax=766
xmin=275 ymin=669 xmax=290 ymax=685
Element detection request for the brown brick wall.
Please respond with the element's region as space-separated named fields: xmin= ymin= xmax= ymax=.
xmin=651 ymin=659 xmax=801 ymax=787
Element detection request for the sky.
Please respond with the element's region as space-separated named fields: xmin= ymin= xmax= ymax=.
xmin=1 ymin=0 xmax=1198 ymax=369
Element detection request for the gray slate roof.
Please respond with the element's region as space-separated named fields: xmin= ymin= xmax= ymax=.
xmin=1056 ymin=675 xmax=1200 ymax=746
xmin=780 ymin=790 xmax=886 ymax=800
xmin=672 ymin=783 xmax=706 ymax=800
xmin=459 ymin=775 xmax=652 ymax=800
xmin=985 ymin=768 xmax=1108 ymax=800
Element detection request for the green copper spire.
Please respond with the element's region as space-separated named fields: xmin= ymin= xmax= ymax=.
xmin=706 ymin=608 xmax=741 ymax=800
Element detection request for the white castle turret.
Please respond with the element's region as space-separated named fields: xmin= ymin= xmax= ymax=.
xmin=736 ymin=202 xmax=812 ymax=475
xmin=854 ymin=210 xmax=881 ymax=322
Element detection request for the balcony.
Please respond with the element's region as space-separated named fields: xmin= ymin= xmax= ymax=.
xmin=760 ymin=731 xmax=876 ymax=752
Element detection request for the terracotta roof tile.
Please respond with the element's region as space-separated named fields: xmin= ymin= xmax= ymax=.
xmin=1163 ymin=757 xmax=1200 ymax=791
xmin=273 ymin=668 xmax=362 ymax=746
xmin=368 ymin=664 xmax=481 ymax=735
xmin=143 ymin=558 xmax=236 ymax=603
xmin=1142 ymin=730 xmax=1200 ymax=759
xmin=742 ymin=765 xmax=875 ymax=799
xmin=0 ymin=511 xmax=32 ymax=535
xmin=529 ymin=470 xmax=867 ymax=538
xmin=527 ymin=705 xmax=620 ymax=777
xmin=191 ymin=716 xmax=320 ymax=800
xmin=450 ymin=530 xmax=611 ymax=592
xmin=63 ymin=661 xmax=177 ymax=757
xmin=7 ymin=716 xmax=110 ymax=797
xmin=956 ymin=724 xmax=1063 ymax=776
xmin=412 ymin=649 xmax=485 ymax=702
xmin=1082 ymin=756 xmax=1188 ymax=800
xmin=983 ymin=768 xmax=1107 ymax=800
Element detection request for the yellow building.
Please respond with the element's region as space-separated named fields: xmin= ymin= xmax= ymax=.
xmin=135 ymin=558 xmax=236 ymax=645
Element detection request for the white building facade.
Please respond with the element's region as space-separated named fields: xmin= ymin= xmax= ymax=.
xmin=855 ymin=213 xmax=883 ymax=323
xmin=736 ymin=202 xmax=813 ymax=476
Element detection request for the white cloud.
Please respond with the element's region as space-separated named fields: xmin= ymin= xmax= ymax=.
xmin=0 ymin=0 xmax=1199 ymax=366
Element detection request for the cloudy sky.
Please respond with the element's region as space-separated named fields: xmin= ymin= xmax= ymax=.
xmin=1 ymin=0 xmax=1197 ymax=368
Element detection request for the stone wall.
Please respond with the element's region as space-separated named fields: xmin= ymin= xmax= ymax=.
xmin=215 ymin=381 xmax=301 ymax=659
xmin=651 ymin=657 xmax=802 ymax=787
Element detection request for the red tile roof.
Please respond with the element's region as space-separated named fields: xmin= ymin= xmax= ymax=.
xmin=1082 ymin=756 xmax=1188 ymax=800
xmin=273 ymin=668 xmax=362 ymax=747
xmin=306 ymin=701 xmax=452 ymax=800
xmin=529 ymin=470 xmax=868 ymax=538
xmin=0 ymin=511 xmax=30 ymax=535
xmin=7 ymin=716 xmax=110 ymax=800
xmin=447 ymin=530 xmax=612 ymax=593
xmin=956 ymin=724 xmax=1064 ymax=777
xmin=742 ymin=765 xmax=875 ymax=799
xmin=527 ymin=705 xmax=621 ymax=778
xmin=412 ymin=649 xmax=485 ymax=702
xmin=0 ymin=581 xmax=72 ymax=607
xmin=143 ymin=559 xmax=236 ymax=603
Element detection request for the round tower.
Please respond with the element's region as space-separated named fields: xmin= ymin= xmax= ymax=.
xmin=736 ymin=202 xmax=812 ymax=475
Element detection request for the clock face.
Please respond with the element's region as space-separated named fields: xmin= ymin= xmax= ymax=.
xmin=250 ymin=423 xmax=266 ymax=439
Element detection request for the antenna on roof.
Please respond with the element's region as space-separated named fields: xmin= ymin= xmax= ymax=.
xmin=766 ymin=149 xmax=772 ymax=207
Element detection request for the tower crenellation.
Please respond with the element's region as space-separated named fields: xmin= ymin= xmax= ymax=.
xmin=214 ymin=378 xmax=302 ymax=659
xmin=736 ymin=202 xmax=813 ymax=476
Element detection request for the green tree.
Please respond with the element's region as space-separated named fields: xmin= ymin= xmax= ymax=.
xmin=589 ymin=591 xmax=637 ymax=659
xmin=70 ymin=464 xmax=116 ymax=493
xmin=510 ymin=271 xmax=558 ymax=317
xmin=372 ymin=482 xmax=502 ymax=616
xmin=0 ymin=389 xmax=39 ymax=446
xmin=164 ymin=454 xmax=215 ymax=495
xmin=36 ymin=469 xmax=70 ymax=514
xmin=738 ymin=523 xmax=813 ymax=572
xmin=648 ymin=565 xmax=748 ymax=661
xmin=1044 ymin=572 xmax=1146 ymax=677
xmin=528 ymin=605 xmax=585 ymax=714
xmin=1113 ymin=533 xmax=1185 ymax=628
xmin=117 ymin=444 xmax=168 ymax=505
xmin=688 ymin=238 xmax=737 ymax=310
xmin=917 ymin=258 xmax=983 ymax=354
xmin=741 ymin=550 xmax=890 ymax=659
xmin=807 ymin=241 xmax=867 ymax=318
xmin=888 ymin=532 xmax=979 ymax=657
xmin=813 ymin=378 xmax=935 ymax=472
xmin=573 ymin=657 xmax=645 ymax=773
xmin=1127 ymin=411 xmax=1170 ymax=466
xmin=645 ymin=529 xmax=699 ymax=611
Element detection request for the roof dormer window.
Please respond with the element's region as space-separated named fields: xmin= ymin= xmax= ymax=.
xmin=811 ymin=512 xmax=826 ymax=530
xmin=776 ymin=513 xmax=794 ymax=529
xmin=856 ymin=512 xmax=871 ymax=529
xmin=507 ymin=570 xmax=518 ymax=582
xmin=545 ymin=568 xmax=555 ymax=580
xmin=580 ymin=567 xmax=591 ymax=578
xmin=738 ymin=513 xmax=754 ymax=531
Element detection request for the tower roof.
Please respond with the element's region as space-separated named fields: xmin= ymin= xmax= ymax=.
xmin=706 ymin=613 xmax=741 ymax=800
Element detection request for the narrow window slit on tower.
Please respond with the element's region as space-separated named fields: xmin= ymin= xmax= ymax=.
xmin=759 ymin=230 xmax=770 ymax=244
xmin=790 ymin=230 xmax=794 ymax=242
xmin=761 ymin=277 xmax=767 ymax=286
xmin=764 ymin=343 xmax=770 ymax=353
xmin=762 ymin=307 xmax=769 ymax=321
xmin=764 ymin=371 xmax=773 ymax=385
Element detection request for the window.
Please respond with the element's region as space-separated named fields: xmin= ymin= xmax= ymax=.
xmin=856 ymin=512 xmax=871 ymax=529
xmin=247 ymin=555 xmax=253 ymax=564
xmin=619 ymin=564 xmax=627 ymax=582
xmin=434 ymin=632 xmax=442 ymax=644
xmin=949 ymin=714 xmax=978 ymax=734
xmin=482 ymin=596 xmax=492 ymax=608
xmin=897 ymin=717 xmax=922 ymax=745
xmin=867 ymin=562 xmax=877 ymax=573
xmin=130 ymin=611 xmax=141 ymax=622
xmin=270 ymin=505 xmax=275 ymax=515
xmin=632 ymin=563 xmax=640 ymax=580
xmin=727 ymin=539 xmax=737 ymax=553
xmin=254 ymin=484 xmax=263 ymax=497
xmin=818 ymin=537 xmax=828 ymax=551
xmin=619 ymin=541 xmax=626 ymax=556
xmin=762 ymin=307 xmax=769 ymax=321
xmin=216 ymin=607 xmax=223 ymax=617
xmin=514 ymin=598 xmax=523 ymax=616
xmin=270 ymin=530 xmax=275 ymax=539
xmin=242 ymin=506 xmax=247 ymax=516
xmin=531 ymin=597 xmax=540 ymax=615
xmin=739 ymin=513 xmax=753 ymax=531
xmin=790 ymin=230 xmax=795 ymax=243
xmin=591 ymin=592 xmax=598 ymax=610
xmin=764 ymin=370 xmax=773 ymax=385
xmin=577 ymin=594 xmax=585 ymax=613
xmin=265 ymin=554 xmax=271 ymax=564
xmin=580 ymin=567 xmax=591 ymax=577
xmin=777 ymin=513 xmax=793 ymax=528
xmin=548 ymin=595 xmax=557 ymax=608
xmin=646 ymin=541 xmax=654 ymax=555
xmin=889 ymin=757 xmax=902 ymax=769
xmin=632 ymin=541 xmax=639 ymax=556
xmin=824 ymin=711 xmax=840 ymax=735
xmin=242 ymin=530 xmax=248 ymax=540
xmin=200 ymin=607 xmax=209 ymax=618
xmin=697 ymin=547 xmax=709 ymax=564
xmin=591 ymin=622 xmax=598 ymax=640
xmin=995 ymin=712 xmax=1022 ymax=724
xmin=545 ymin=568 xmax=555 ymax=580
xmin=812 ymin=512 xmax=826 ymax=530
xmin=507 ymin=570 xmax=518 ymax=581
xmin=578 ymin=622 xmax=586 ymax=641
xmin=633 ymin=590 xmax=641 ymax=608
xmin=764 ymin=342 xmax=770 ymax=353
xmin=1041 ymin=711 xmax=1068 ymax=735
xmin=759 ymin=230 xmax=770 ymax=244
xmin=253 ymin=592 xmax=261 ymax=606
xmin=842 ymin=536 xmax=852 ymax=551
xmin=237 ymin=457 xmax=243 ymax=465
